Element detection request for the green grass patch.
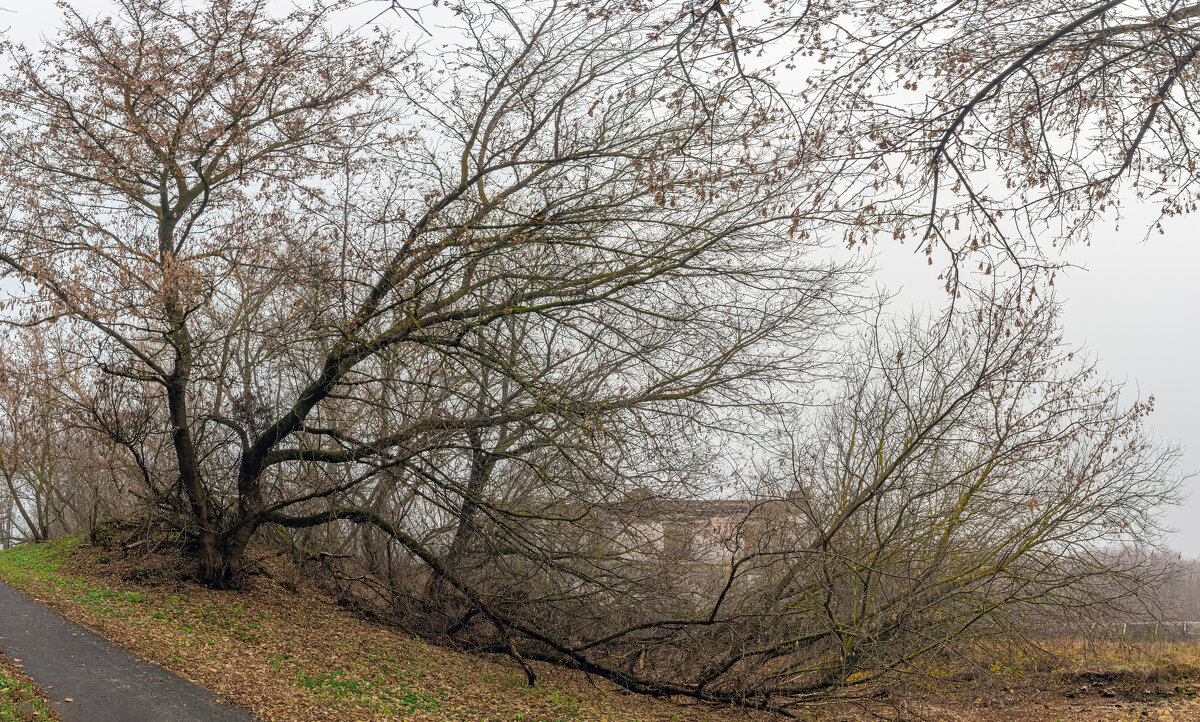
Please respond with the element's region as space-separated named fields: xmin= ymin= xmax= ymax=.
xmin=0 ymin=536 xmax=82 ymax=585
xmin=0 ymin=665 xmax=56 ymax=722
xmin=294 ymin=668 xmax=445 ymax=714
xmin=0 ymin=538 xmax=156 ymax=622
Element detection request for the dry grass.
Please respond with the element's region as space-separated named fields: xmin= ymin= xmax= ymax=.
xmin=0 ymin=537 xmax=768 ymax=722
xmin=885 ymin=636 xmax=1200 ymax=722
xmin=1052 ymin=637 xmax=1200 ymax=680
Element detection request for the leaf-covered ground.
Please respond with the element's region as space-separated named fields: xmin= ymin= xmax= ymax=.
xmin=3 ymin=537 xmax=1200 ymax=722
xmin=0 ymin=538 xmax=765 ymax=722
xmin=0 ymin=653 xmax=58 ymax=722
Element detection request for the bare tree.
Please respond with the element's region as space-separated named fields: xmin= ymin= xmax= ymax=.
xmin=0 ymin=0 xmax=856 ymax=587
xmin=0 ymin=329 xmax=132 ymax=543
xmin=739 ymin=295 xmax=1180 ymax=709
xmin=0 ymin=0 xmax=1186 ymax=713
xmin=0 ymin=345 xmax=60 ymax=543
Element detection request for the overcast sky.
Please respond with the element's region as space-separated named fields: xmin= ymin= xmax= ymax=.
xmin=872 ymin=211 xmax=1200 ymax=553
xmin=1053 ymin=216 xmax=1199 ymax=551
xmin=8 ymin=1 xmax=1199 ymax=551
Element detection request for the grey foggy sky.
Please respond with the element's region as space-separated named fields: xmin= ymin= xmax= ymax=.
xmin=8 ymin=1 xmax=1198 ymax=552
xmin=872 ymin=214 xmax=1200 ymax=553
xmin=1058 ymin=218 xmax=1200 ymax=552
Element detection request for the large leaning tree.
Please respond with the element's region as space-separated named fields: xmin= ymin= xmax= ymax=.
xmin=0 ymin=0 xmax=859 ymax=587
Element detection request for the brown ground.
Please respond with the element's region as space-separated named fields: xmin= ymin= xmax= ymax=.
xmin=0 ymin=652 xmax=59 ymax=722
xmin=2 ymin=537 xmax=1199 ymax=722
xmin=854 ymin=642 xmax=1200 ymax=722
xmin=0 ymin=538 xmax=770 ymax=722
xmin=899 ymin=678 xmax=1200 ymax=722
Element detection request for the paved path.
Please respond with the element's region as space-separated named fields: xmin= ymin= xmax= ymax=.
xmin=0 ymin=580 xmax=253 ymax=721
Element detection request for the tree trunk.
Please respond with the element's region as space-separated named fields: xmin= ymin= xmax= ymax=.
xmin=197 ymin=533 xmax=233 ymax=588
xmin=196 ymin=525 xmax=257 ymax=589
xmin=446 ymin=435 xmax=495 ymax=563
xmin=428 ymin=434 xmax=495 ymax=601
